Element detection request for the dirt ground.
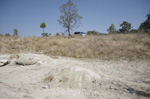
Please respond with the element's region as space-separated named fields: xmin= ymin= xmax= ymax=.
xmin=0 ymin=54 xmax=150 ymax=99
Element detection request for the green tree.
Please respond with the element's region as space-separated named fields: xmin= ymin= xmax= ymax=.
xmin=49 ymin=33 xmax=51 ymax=36
xmin=138 ymin=11 xmax=150 ymax=33
xmin=87 ymin=31 xmax=98 ymax=35
xmin=61 ymin=32 xmax=65 ymax=36
xmin=56 ymin=33 xmax=60 ymax=36
xmin=5 ymin=33 xmax=10 ymax=37
xmin=58 ymin=0 xmax=82 ymax=36
xmin=40 ymin=22 xmax=46 ymax=33
xmin=0 ymin=33 xmax=3 ymax=37
xmin=42 ymin=33 xmax=48 ymax=37
xmin=41 ymin=33 xmax=51 ymax=37
xmin=107 ymin=24 xmax=116 ymax=33
xmin=119 ymin=21 xmax=132 ymax=33
xmin=14 ymin=29 xmax=18 ymax=36
xmin=130 ymin=29 xmax=138 ymax=33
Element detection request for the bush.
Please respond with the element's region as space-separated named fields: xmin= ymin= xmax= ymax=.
xmin=0 ymin=33 xmax=3 ymax=37
xmin=5 ymin=33 xmax=11 ymax=37
xmin=56 ymin=33 xmax=60 ymax=36
xmin=130 ymin=29 xmax=138 ymax=33
xmin=42 ymin=33 xmax=51 ymax=37
xmin=87 ymin=31 xmax=98 ymax=35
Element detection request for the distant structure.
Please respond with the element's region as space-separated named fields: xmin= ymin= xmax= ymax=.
xmin=74 ymin=32 xmax=86 ymax=36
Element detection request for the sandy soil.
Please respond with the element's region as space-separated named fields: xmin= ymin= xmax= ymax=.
xmin=0 ymin=54 xmax=150 ymax=99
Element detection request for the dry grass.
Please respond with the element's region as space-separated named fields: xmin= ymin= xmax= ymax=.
xmin=0 ymin=33 xmax=150 ymax=60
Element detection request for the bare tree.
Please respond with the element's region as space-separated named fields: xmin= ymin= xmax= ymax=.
xmin=58 ymin=0 xmax=82 ymax=36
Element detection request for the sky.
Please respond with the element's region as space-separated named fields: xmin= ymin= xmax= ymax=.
xmin=0 ymin=0 xmax=150 ymax=37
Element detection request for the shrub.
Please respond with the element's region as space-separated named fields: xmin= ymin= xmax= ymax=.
xmin=87 ymin=31 xmax=98 ymax=35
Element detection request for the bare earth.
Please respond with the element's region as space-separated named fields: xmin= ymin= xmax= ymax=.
xmin=0 ymin=54 xmax=150 ymax=99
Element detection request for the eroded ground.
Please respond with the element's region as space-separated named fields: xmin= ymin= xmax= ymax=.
xmin=0 ymin=54 xmax=150 ymax=99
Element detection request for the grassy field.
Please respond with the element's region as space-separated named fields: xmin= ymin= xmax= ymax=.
xmin=0 ymin=33 xmax=150 ymax=60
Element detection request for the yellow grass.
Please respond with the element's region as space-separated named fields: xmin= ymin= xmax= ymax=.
xmin=0 ymin=33 xmax=150 ymax=60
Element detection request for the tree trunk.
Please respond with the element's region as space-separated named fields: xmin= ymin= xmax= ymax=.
xmin=43 ymin=28 xmax=44 ymax=33
xmin=68 ymin=30 xmax=71 ymax=36
xmin=68 ymin=26 xmax=71 ymax=36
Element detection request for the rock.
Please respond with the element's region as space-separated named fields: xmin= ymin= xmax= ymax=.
xmin=0 ymin=59 xmax=9 ymax=67
xmin=9 ymin=54 xmax=19 ymax=59
xmin=15 ymin=54 xmax=53 ymax=66
xmin=16 ymin=57 xmax=37 ymax=65
xmin=42 ymin=87 xmax=47 ymax=89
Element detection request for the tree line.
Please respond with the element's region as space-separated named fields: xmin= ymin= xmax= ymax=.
xmin=107 ymin=11 xmax=150 ymax=34
xmin=0 ymin=29 xmax=18 ymax=37
xmin=1 ymin=0 xmax=149 ymax=37
xmin=40 ymin=0 xmax=150 ymax=36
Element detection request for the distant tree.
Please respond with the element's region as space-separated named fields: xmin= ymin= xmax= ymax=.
xmin=107 ymin=24 xmax=116 ymax=33
xmin=40 ymin=22 xmax=46 ymax=33
xmin=58 ymin=0 xmax=82 ymax=36
xmin=42 ymin=33 xmax=48 ymax=37
xmin=42 ymin=33 xmax=47 ymax=36
xmin=115 ymin=30 xmax=121 ymax=33
xmin=42 ymin=33 xmax=51 ymax=37
xmin=87 ymin=31 xmax=98 ymax=35
xmin=14 ymin=29 xmax=18 ymax=36
xmin=61 ymin=32 xmax=65 ymax=36
xmin=119 ymin=21 xmax=132 ymax=33
xmin=49 ymin=33 xmax=51 ymax=36
xmin=138 ymin=11 xmax=150 ymax=33
xmin=130 ymin=29 xmax=138 ymax=33
xmin=0 ymin=33 xmax=3 ymax=37
xmin=5 ymin=33 xmax=10 ymax=37
xmin=56 ymin=33 xmax=60 ymax=36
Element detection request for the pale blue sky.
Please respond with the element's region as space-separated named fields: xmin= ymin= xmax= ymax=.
xmin=0 ymin=0 xmax=150 ymax=36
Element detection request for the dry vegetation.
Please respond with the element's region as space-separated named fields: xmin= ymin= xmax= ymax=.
xmin=0 ymin=33 xmax=150 ymax=60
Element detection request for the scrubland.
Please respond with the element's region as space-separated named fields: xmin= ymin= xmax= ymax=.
xmin=0 ymin=33 xmax=150 ymax=99
xmin=0 ymin=33 xmax=150 ymax=60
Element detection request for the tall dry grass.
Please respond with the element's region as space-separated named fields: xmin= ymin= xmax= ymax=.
xmin=0 ymin=33 xmax=150 ymax=60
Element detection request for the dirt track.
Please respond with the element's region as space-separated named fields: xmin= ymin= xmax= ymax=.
xmin=0 ymin=54 xmax=150 ymax=99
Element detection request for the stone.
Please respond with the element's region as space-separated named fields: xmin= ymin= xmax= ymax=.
xmin=0 ymin=59 xmax=9 ymax=67
xmin=16 ymin=57 xmax=36 ymax=65
xmin=15 ymin=54 xmax=53 ymax=66
xmin=9 ymin=54 xmax=19 ymax=59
